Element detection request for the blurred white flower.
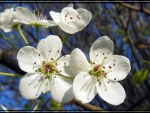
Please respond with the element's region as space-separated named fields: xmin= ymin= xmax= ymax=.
xmin=1 ymin=104 xmax=9 ymax=112
xmin=14 ymin=7 xmax=57 ymax=28
xmin=0 ymin=8 xmax=20 ymax=32
xmin=50 ymin=3 xmax=92 ymax=34
xmin=17 ymin=35 xmax=75 ymax=104
xmin=69 ymin=36 xmax=131 ymax=105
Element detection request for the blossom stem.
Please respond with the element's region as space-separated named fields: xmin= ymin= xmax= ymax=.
xmin=0 ymin=33 xmax=18 ymax=51
xmin=62 ymin=33 xmax=71 ymax=45
xmin=36 ymin=26 xmax=39 ymax=43
xmin=17 ymin=25 xmax=29 ymax=45
xmin=32 ymin=92 xmax=48 ymax=112
xmin=0 ymin=72 xmax=21 ymax=77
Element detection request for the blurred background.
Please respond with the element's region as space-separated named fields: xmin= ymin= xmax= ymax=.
xmin=0 ymin=1 xmax=150 ymax=111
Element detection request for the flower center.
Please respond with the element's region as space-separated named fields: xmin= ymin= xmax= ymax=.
xmin=89 ymin=52 xmax=117 ymax=81
xmin=37 ymin=61 xmax=57 ymax=79
xmin=89 ymin=64 xmax=107 ymax=81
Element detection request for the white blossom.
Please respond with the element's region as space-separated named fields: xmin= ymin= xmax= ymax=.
xmin=50 ymin=3 xmax=92 ymax=34
xmin=0 ymin=8 xmax=20 ymax=32
xmin=14 ymin=7 xmax=57 ymax=28
xmin=69 ymin=36 xmax=131 ymax=105
xmin=17 ymin=35 xmax=75 ymax=104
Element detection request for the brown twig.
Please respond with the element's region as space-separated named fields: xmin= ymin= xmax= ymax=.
xmin=72 ymin=98 xmax=105 ymax=111
xmin=120 ymin=3 xmax=150 ymax=15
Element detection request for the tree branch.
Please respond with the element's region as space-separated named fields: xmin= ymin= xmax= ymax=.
xmin=120 ymin=3 xmax=150 ymax=15
xmin=72 ymin=98 xmax=104 ymax=111
xmin=0 ymin=49 xmax=25 ymax=75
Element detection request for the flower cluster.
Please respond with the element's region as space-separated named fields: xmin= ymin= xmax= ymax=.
xmin=0 ymin=3 xmax=131 ymax=109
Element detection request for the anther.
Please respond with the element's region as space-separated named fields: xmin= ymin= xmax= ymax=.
xmin=103 ymin=66 xmax=106 ymax=69
xmin=113 ymin=64 xmax=115 ymax=66
xmin=34 ymin=62 xmax=36 ymax=64
xmin=108 ymin=66 xmax=112 ymax=69
xmin=114 ymin=78 xmax=116 ymax=80
xmin=70 ymin=17 xmax=73 ymax=19
xmin=39 ymin=54 xmax=40 ymax=56
xmin=57 ymin=51 xmax=59 ymax=53
xmin=51 ymin=58 xmax=54 ymax=60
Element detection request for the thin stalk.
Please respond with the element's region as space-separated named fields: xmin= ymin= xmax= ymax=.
xmin=17 ymin=25 xmax=29 ymax=45
xmin=0 ymin=33 xmax=18 ymax=51
xmin=0 ymin=72 xmax=21 ymax=77
xmin=62 ymin=33 xmax=71 ymax=45
xmin=32 ymin=92 xmax=48 ymax=112
xmin=36 ymin=26 xmax=39 ymax=42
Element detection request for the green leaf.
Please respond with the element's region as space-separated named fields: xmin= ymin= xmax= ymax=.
xmin=50 ymin=99 xmax=62 ymax=110
xmin=133 ymin=69 xmax=148 ymax=85
xmin=142 ymin=60 xmax=150 ymax=65
xmin=117 ymin=30 xmax=128 ymax=41
xmin=24 ymin=103 xmax=31 ymax=110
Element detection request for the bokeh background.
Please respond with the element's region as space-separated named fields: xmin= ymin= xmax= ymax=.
xmin=0 ymin=1 xmax=150 ymax=111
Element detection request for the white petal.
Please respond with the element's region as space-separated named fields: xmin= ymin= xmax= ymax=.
xmin=89 ymin=36 xmax=114 ymax=64
xmin=0 ymin=10 xmax=13 ymax=27
xmin=13 ymin=19 xmax=30 ymax=24
xmin=50 ymin=11 xmax=61 ymax=24
xmin=1 ymin=104 xmax=8 ymax=112
xmin=69 ymin=48 xmax=91 ymax=75
xmin=73 ymin=72 xmax=97 ymax=104
xmin=38 ymin=20 xmax=57 ymax=28
xmin=97 ymin=79 xmax=126 ymax=105
xmin=69 ymin=8 xmax=92 ymax=31
xmin=61 ymin=7 xmax=78 ymax=23
xmin=19 ymin=73 xmax=47 ymax=100
xmin=67 ymin=3 xmax=73 ymax=8
xmin=58 ymin=22 xmax=77 ymax=34
xmin=57 ymin=55 xmax=75 ymax=77
xmin=3 ymin=25 xmax=12 ymax=32
xmin=16 ymin=7 xmax=36 ymax=23
xmin=51 ymin=75 xmax=73 ymax=104
xmin=103 ymin=55 xmax=131 ymax=81
xmin=17 ymin=46 xmax=43 ymax=73
xmin=37 ymin=35 xmax=62 ymax=61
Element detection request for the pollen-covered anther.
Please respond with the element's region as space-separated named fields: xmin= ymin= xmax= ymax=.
xmin=108 ymin=66 xmax=112 ymax=69
xmin=103 ymin=66 xmax=106 ymax=69
xmin=96 ymin=65 xmax=101 ymax=71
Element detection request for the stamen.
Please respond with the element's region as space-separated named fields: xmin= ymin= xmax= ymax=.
xmin=28 ymin=74 xmax=41 ymax=85
xmin=47 ymin=50 xmax=51 ymax=61
xmin=85 ymin=77 xmax=94 ymax=92
xmin=36 ymin=79 xmax=43 ymax=96
xmin=80 ymin=75 xmax=92 ymax=91
xmin=87 ymin=78 xmax=96 ymax=100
